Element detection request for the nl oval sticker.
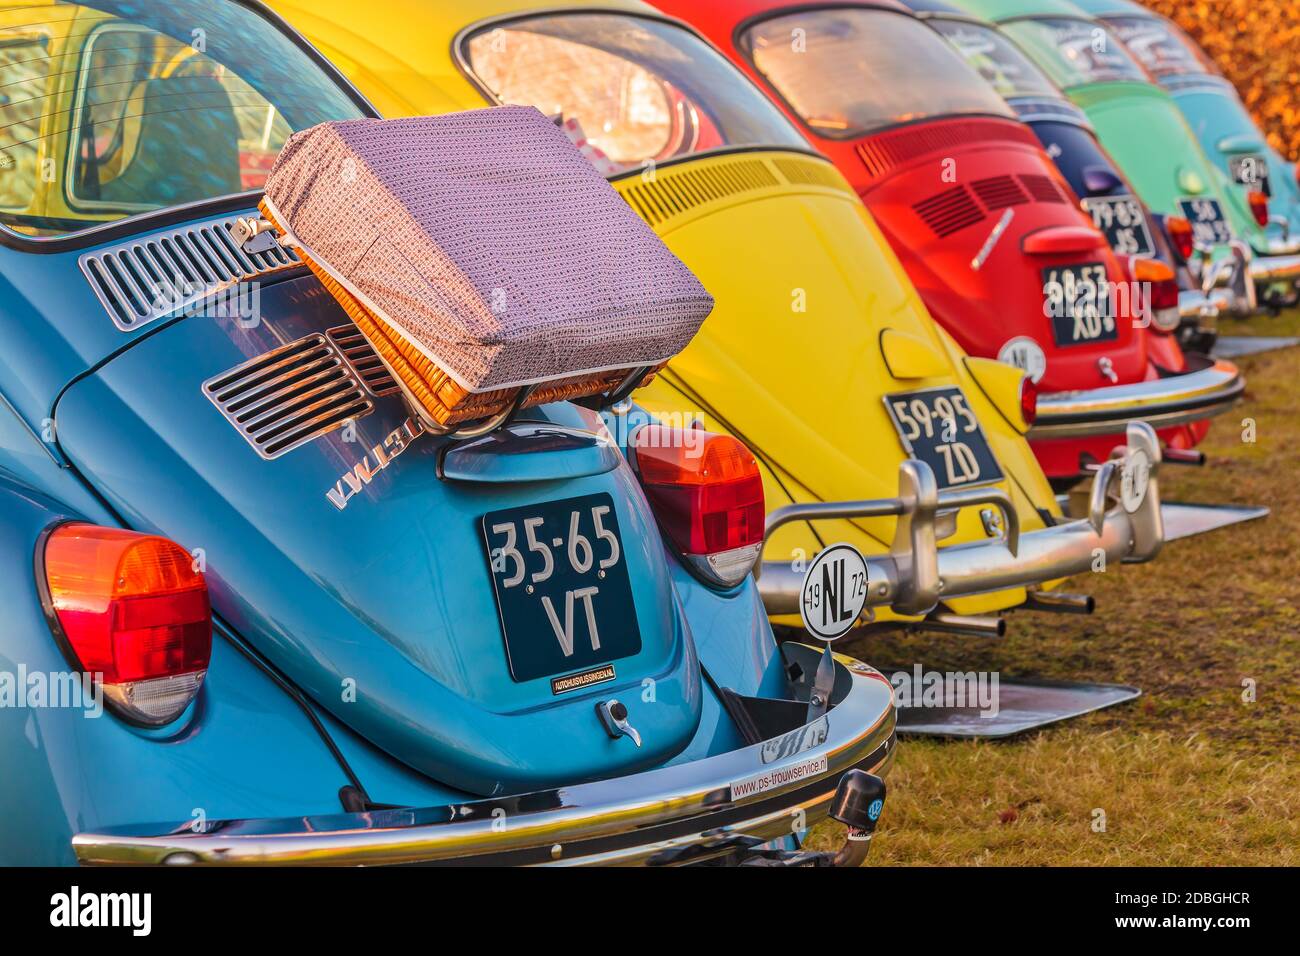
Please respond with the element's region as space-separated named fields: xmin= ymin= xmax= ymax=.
xmin=800 ymin=544 xmax=869 ymax=641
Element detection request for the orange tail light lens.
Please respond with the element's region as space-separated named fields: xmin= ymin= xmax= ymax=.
xmin=631 ymin=425 xmax=765 ymax=588
xmin=1165 ymin=216 xmax=1195 ymax=262
xmin=1130 ymin=257 xmax=1181 ymax=333
xmin=1248 ymin=190 xmax=1270 ymax=228
xmin=42 ymin=523 xmax=211 ymax=725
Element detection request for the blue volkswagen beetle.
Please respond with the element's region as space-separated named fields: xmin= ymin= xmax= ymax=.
xmin=1074 ymin=0 xmax=1300 ymax=310
xmin=0 ymin=0 xmax=896 ymax=866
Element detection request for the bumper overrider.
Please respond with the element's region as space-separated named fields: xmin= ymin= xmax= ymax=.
xmin=758 ymin=422 xmax=1165 ymax=617
xmin=72 ymin=645 xmax=895 ymax=867
xmin=1029 ymin=358 xmax=1243 ymax=440
xmin=1199 ymin=239 xmax=1300 ymax=315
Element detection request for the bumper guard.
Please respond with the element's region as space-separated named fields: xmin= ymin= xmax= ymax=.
xmin=757 ymin=422 xmax=1164 ymax=617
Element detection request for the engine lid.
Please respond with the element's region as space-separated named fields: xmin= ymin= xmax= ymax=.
xmin=53 ymin=269 xmax=702 ymax=797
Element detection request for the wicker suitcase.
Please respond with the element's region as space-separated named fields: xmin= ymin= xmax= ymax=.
xmin=260 ymin=107 xmax=713 ymax=429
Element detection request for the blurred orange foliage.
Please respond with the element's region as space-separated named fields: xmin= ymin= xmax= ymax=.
xmin=1139 ymin=0 xmax=1300 ymax=161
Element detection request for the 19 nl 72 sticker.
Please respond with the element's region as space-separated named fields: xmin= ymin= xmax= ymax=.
xmin=884 ymin=386 xmax=1004 ymax=490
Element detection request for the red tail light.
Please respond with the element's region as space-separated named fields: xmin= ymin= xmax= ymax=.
xmin=1166 ymin=216 xmax=1195 ymax=262
xmin=1131 ymin=257 xmax=1181 ymax=333
xmin=631 ymin=425 xmax=765 ymax=588
xmin=1019 ymin=374 xmax=1038 ymax=427
xmin=1248 ymin=190 xmax=1270 ymax=228
xmin=41 ymin=524 xmax=211 ymax=725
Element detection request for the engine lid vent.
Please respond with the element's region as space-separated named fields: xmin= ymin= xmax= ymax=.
xmin=1019 ymin=174 xmax=1070 ymax=204
xmin=325 ymin=325 xmax=401 ymax=396
xmin=972 ymin=175 xmax=1031 ymax=210
xmin=203 ymin=333 xmax=373 ymax=460
xmin=618 ymin=158 xmax=779 ymax=227
xmin=80 ymin=214 xmax=301 ymax=332
xmin=912 ymin=185 xmax=985 ymax=238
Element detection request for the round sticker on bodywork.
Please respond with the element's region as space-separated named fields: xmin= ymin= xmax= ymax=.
xmin=800 ymin=544 xmax=869 ymax=641
xmin=997 ymin=336 xmax=1047 ymax=383
xmin=1120 ymin=448 xmax=1150 ymax=514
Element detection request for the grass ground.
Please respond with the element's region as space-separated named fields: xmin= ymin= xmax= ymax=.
xmin=813 ymin=314 xmax=1300 ymax=865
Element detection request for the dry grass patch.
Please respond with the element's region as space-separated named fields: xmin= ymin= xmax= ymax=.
xmin=819 ymin=316 xmax=1300 ymax=863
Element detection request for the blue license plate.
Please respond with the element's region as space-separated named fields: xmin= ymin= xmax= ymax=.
xmin=482 ymin=492 xmax=641 ymax=684
xmin=1178 ymin=197 xmax=1235 ymax=247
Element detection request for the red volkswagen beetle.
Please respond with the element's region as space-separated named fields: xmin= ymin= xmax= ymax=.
xmin=653 ymin=0 xmax=1243 ymax=483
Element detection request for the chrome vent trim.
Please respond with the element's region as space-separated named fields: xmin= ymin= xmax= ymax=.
xmin=80 ymin=215 xmax=302 ymax=332
xmin=325 ymin=325 xmax=401 ymax=397
xmin=203 ymin=333 xmax=373 ymax=461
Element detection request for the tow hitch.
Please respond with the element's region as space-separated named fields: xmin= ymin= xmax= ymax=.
xmin=739 ymin=770 xmax=887 ymax=867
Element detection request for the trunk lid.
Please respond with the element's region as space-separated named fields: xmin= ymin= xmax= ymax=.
xmin=857 ymin=117 xmax=1147 ymax=392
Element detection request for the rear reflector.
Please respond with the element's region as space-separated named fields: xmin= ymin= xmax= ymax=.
xmin=41 ymin=524 xmax=211 ymax=725
xmin=631 ymin=425 xmax=765 ymax=588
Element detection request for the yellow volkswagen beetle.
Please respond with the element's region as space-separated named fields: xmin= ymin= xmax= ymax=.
xmin=266 ymin=0 xmax=1165 ymax=632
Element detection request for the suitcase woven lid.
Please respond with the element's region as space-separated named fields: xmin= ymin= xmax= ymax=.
xmin=262 ymin=106 xmax=713 ymax=394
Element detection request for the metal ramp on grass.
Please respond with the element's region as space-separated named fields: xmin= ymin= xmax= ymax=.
xmin=1211 ymin=336 xmax=1299 ymax=359
xmin=893 ymin=677 xmax=1140 ymax=738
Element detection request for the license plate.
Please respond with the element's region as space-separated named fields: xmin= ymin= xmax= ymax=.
xmin=883 ymin=387 xmax=1004 ymax=490
xmin=1081 ymin=195 xmax=1154 ymax=257
xmin=1177 ymin=197 xmax=1235 ymax=247
xmin=481 ymin=493 xmax=641 ymax=684
xmin=1042 ymin=262 xmax=1117 ymax=347
xmin=1229 ymin=154 xmax=1270 ymax=192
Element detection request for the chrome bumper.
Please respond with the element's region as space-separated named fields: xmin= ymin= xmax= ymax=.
xmin=1198 ymin=239 xmax=1300 ymax=314
xmin=1028 ymin=359 xmax=1243 ymax=440
xmin=757 ymin=422 xmax=1164 ymax=617
xmin=72 ymin=645 xmax=895 ymax=867
xmin=1178 ymin=288 xmax=1220 ymax=327
xmin=1249 ymin=252 xmax=1300 ymax=286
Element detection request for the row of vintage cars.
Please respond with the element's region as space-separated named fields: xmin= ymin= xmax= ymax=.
xmin=0 ymin=0 xmax=1285 ymax=865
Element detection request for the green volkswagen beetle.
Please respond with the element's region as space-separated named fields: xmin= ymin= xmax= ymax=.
xmin=949 ymin=0 xmax=1300 ymax=314
xmin=1073 ymin=0 xmax=1300 ymax=292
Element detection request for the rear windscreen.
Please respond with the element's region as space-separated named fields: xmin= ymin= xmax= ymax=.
xmin=1102 ymin=15 xmax=1217 ymax=78
xmin=930 ymin=19 xmax=1063 ymax=101
xmin=1001 ymin=17 xmax=1150 ymax=89
xmin=737 ymin=8 xmax=1014 ymax=140
xmin=461 ymin=12 xmax=807 ymax=177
